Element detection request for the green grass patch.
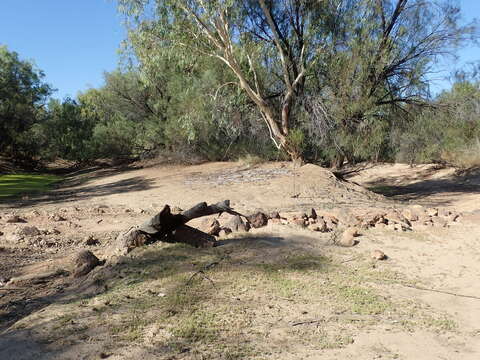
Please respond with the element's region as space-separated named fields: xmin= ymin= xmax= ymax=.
xmin=0 ymin=173 xmax=62 ymax=198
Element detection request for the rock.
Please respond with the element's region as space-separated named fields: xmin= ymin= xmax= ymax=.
xmin=338 ymin=227 xmax=360 ymax=247
xmin=49 ymin=214 xmax=66 ymax=222
xmin=344 ymin=227 xmax=360 ymax=238
xmin=269 ymin=211 xmax=280 ymax=219
xmin=292 ymin=218 xmax=307 ymax=227
xmin=224 ymin=215 xmax=250 ymax=233
xmin=402 ymin=209 xmax=419 ymax=222
xmin=438 ymin=209 xmax=452 ymax=218
xmin=432 ymin=217 xmax=448 ymax=228
xmin=308 ymin=219 xmax=328 ymax=232
xmin=0 ymin=231 xmax=3 ymax=236
xmin=85 ymin=235 xmax=100 ymax=246
xmin=324 ymin=218 xmax=338 ymax=231
xmin=218 ymin=228 xmax=232 ymax=237
xmin=375 ymin=222 xmax=387 ymax=229
xmin=247 ymin=212 xmax=268 ymax=228
xmin=309 ymin=208 xmax=318 ymax=220
xmin=17 ymin=226 xmax=41 ymax=236
xmin=371 ymin=250 xmax=387 ymax=260
xmin=357 ymin=212 xmax=387 ymax=228
xmin=280 ymin=211 xmax=307 ymax=221
xmin=385 ymin=211 xmax=410 ymax=225
xmin=73 ymin=250 xmax=104 ymax=277
xmin=6 ymin=215 xmax=26 ymax=223
xmin=426 ymin=208 xmax=438 ymax=217
xmin=316 ymin=219 xmax=328 ymax=232
xmin=268 ymin=218 xmax=281 ymax=225
xmin=198 ymin=218 xmax=221 ymax=236
xmin=446 ymin=214 xmax=460 ymax=223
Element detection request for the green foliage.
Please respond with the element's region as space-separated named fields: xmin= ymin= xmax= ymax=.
xmin=398 ymin=81 xmax=480 ymax=167
xmin=33 ymin=98 xmax=96 ymax=161
xmin=0 ymin=45 xmax=53 ymax=158
xmin=1 ymin=3 xmax=478 ymax=167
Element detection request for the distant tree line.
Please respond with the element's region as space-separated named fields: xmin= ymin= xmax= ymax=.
xmin=1 ymin=1 xmax=479 ymax=168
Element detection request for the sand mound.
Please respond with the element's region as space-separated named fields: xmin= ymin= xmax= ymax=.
xmin=291 ymin=164 xmax=385 ymax=203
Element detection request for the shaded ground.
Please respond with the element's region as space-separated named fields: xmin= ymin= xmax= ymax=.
xmin=0 ymin=161 xmax=479 ymax=359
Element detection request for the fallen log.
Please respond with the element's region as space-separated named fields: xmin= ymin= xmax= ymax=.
xmin=111 ymin=200 xmax=244 ymax=255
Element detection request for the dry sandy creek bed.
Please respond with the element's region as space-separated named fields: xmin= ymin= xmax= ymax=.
xmin=0 ymin=161 xmax=479 ymax=359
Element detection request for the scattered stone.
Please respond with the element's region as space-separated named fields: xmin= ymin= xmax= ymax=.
xmin=292 ymin=218 xmax=307 ymax=227
xmin=17 ymin=226 xmax=41 ymax=236
xmin=85 ymin=235 xmax=100 ymax=246
xmin=438 ymin=209 xmax=451 ymax=218
xmin=247 ymin=212 xmax=269 ymax=228
xmin=444 ymin=212 xmax=459 ymax=222
xmin=0 ymin=231 xmax=3 ymax=236
xmin=49 ymin=214 xmax=66 ymax=222
xmin=269 ymin=211 xmax=280 ymax=219
xmin=268 ymin=218 xmax=281 ymax=226
xmin=198 ymin=218 xmax=221 ymax=236
xmin=124 ymin=208 xmax=133 ymax=213
xmin=29 ymin=210 xmax=41 ymax=217
xmin=371 ymin=250 xmax=387 ymax=260
xmin=324 ymin=217 xmax=338 ymax=231
xmin=316 ymin=218 xmax=328 ymax=232
xmin=432 ymin=217 xmax=448 ymax=228
xmin=218 ymin=228 xmax=232 ymax=237
xmin=344 ymin=227 xmax=360 ymax=238
xmin=402 ymin=209 xmax=419 ymax=222
xmin=338 ymin=227 xmax=360 ymax=247
xmin=6 ymin=215 xmax=26 ymax=223
xmin=224 ymin=215 xmax=250 ymax=233
xmin=73 ymin=250 xmax=104 ymax=278
xmin=281 ymin=211 xmax=307 ymax=221
xmin=426 ymin=208 xmax=438 ymax=217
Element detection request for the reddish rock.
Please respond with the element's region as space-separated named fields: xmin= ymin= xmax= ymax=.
xmin=247 ymin=212 xmax=269 ymax=228
xmin=371 ymin=250 xmax=387 ymax=260
xmin=199 ymin=218 xmax=221 ymax=236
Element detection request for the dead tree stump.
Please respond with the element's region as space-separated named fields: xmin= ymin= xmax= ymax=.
xmin=112 ymin=200 xmax=244 ymax=254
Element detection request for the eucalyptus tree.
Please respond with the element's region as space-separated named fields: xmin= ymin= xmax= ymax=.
xmin=118 ymin=0 xmax=329 ymax=160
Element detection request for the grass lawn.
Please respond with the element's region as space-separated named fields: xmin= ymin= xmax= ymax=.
xmin=0 ymin=173 xmax=62 ymax=198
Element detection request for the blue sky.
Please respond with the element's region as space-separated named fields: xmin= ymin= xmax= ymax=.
xmin=0 ymin=0 xmax=125 ymax=100
xmin=0 ymin=0 xmax=479 ymax=99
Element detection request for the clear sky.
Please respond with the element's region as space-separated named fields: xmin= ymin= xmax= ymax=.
xmin=0 ymin=0 xmax=125 ymax=100
xmin=0 ymin=0 xmax=479 ymax=100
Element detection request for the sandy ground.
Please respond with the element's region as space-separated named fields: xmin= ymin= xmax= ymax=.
xmin=1 ymin=161 xmax=480 ymax=359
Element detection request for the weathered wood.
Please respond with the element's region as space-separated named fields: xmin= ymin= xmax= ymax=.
xmin=172 ymin=225 xmax=216 ymax=248
xmin=111 ymin=200 xmax=242 ymax=254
